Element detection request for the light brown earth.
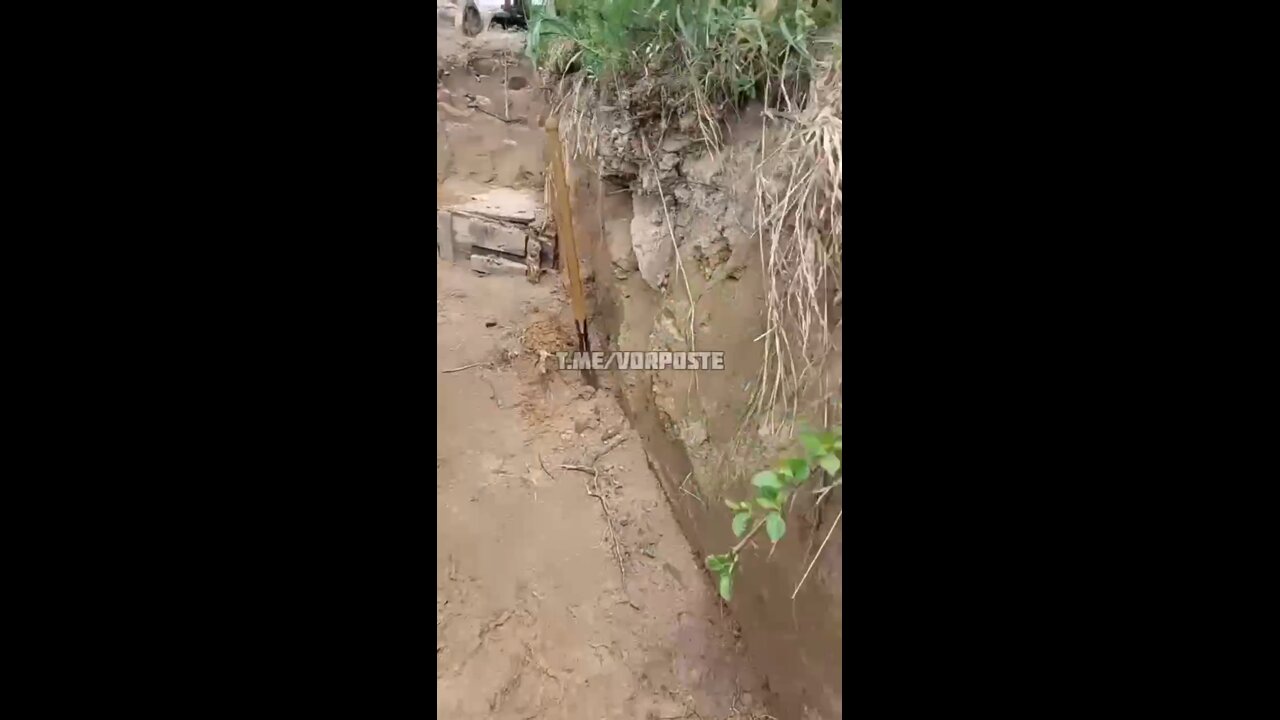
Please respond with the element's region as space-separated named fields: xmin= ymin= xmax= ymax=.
xmin=436 ymin=7 xmax=776 ymax=719
xmin=435 ymin=264 xmax=775 ymax=720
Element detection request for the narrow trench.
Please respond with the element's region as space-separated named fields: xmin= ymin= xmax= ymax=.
xmin=435 ymin=12 xmax=775 ymax=720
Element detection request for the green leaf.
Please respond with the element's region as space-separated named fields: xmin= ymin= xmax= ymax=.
xmin=756 ymin=495 xmax=779 ymax=511
xmin=799 ymin=433 xmax=824 ymax=457
xmin=819 ymin=453 xmax=841 ymax=475
xmin=724 ymin=497 xmax=740 ymax=510
xmin=766 ymin=511 xmax=786 ymax=543
xmin=732 ymin=512 xmax=751 ymax=537
xmin=719 ymin=571 xmax=734 ymax=602
xmin=785 ymin=458 xmax=810 ymax=482
xmin=833 ymin=438 xmax=842 ymax=451
xmin=751 ymin=471 xmax=782 ymax=490
xmin=706 ymin=554 xmax=727 ymax=573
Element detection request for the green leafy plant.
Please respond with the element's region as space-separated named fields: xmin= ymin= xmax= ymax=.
xmin=706 ymin=426 xmax=841 ymax=601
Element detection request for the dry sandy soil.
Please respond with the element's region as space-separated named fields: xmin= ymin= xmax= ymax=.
xmin=436 ymin=265 xmax=773 ymax=720
xmin=436 ymin=7 xmax=775 ymax=720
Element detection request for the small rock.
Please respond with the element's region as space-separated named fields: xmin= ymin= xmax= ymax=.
xmin=657 ymin=311 xmax=685 ymax=344
xmin=579 ymin=386 xmax=597 ymax=400
xmin=681 ymin=421 xmax=708 ymax=446
xmin=485 ymin=320 xmax=498 ymax=328
xmin=661 ymin=133 xmax=692 ymax=152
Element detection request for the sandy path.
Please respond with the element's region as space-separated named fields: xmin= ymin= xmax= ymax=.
xmin=435 ymin=261 xmax=772 ymax=719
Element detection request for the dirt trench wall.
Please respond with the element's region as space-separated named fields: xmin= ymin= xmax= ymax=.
xmin=565 ymin=125 xmax=843 ymax=720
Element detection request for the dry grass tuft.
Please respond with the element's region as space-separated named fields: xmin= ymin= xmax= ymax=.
xmin=521 ymin=317 xmax=577 ymax=356
xmin=750 ymin=46 xmax=842 ymax=433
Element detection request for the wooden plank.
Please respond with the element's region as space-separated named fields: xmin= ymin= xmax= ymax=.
xmin=449 ymin=187 xmax=539 ymax=224
xmin=454 ymin=215 xmax=526 ymax=256
xmin=544 ymin=116 xmax=588 ymax=332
